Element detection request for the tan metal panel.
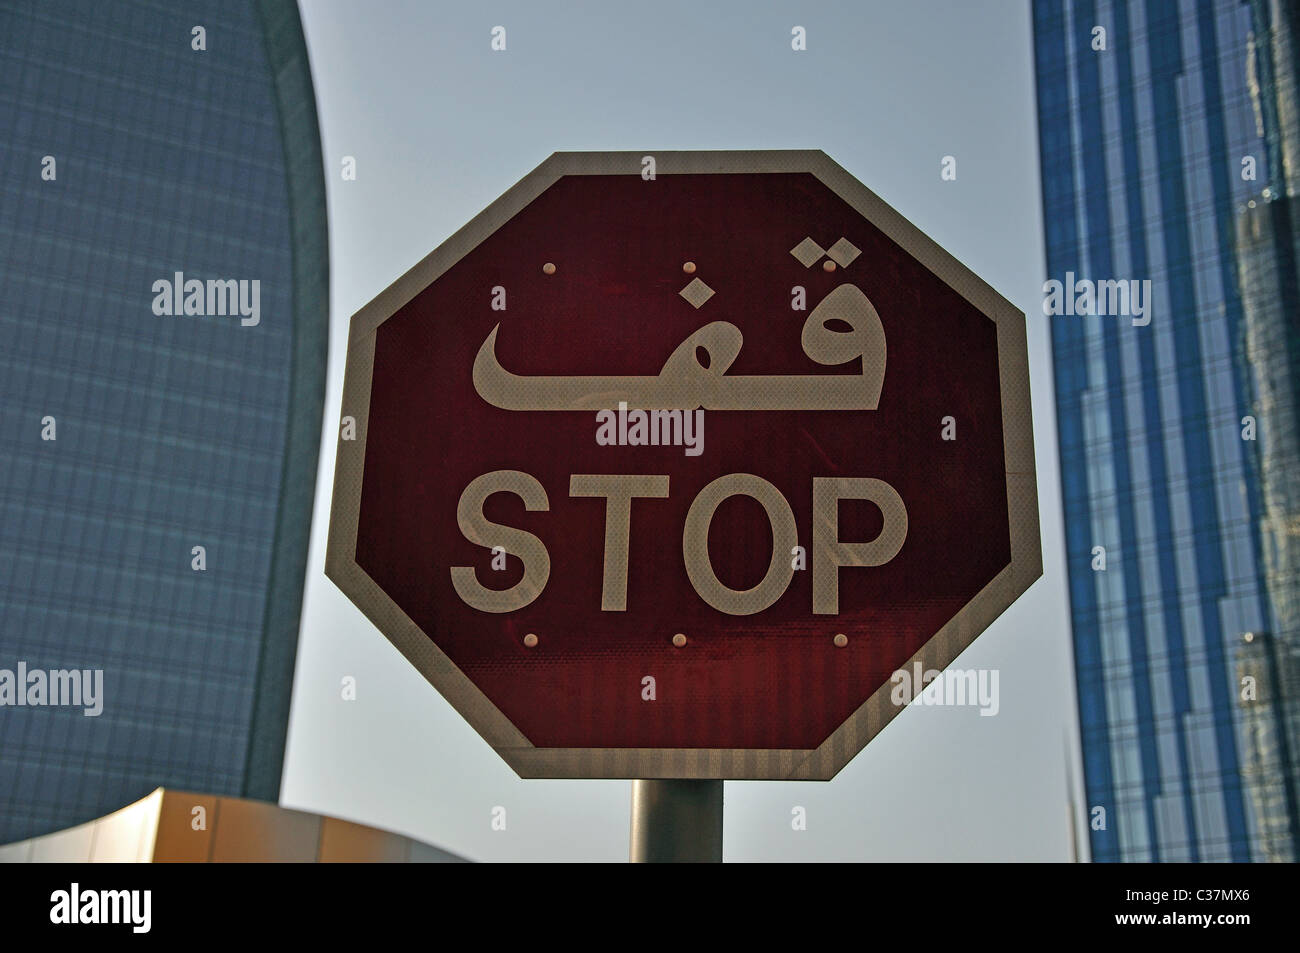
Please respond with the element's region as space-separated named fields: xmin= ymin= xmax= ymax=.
xmin=208 ymin=797 xmax=321 ymax=862
xmin=152 ymin=790 xmax=218 ymax=863
xmin=318 ymin=817 xmax=410 ymax=862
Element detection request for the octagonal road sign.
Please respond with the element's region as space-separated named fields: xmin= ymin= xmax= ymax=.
xmin=326 ymin=151 xmax=1041 ymax=780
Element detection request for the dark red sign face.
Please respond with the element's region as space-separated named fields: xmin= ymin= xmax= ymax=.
xmin=350 ymin=164 xmax=1010 ymax=751
xmin=329 ymin=152 xmax=1038 ymax=779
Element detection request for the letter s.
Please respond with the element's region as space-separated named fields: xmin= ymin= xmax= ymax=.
xmin=450 ymin=471 xmax=550 ymax=612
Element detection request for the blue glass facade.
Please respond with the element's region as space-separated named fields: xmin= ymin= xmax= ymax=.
xmin=1034 ymin=0 xmax=1300 ymax=861
xmin=0 ymin=0 xmax=327 ymax=842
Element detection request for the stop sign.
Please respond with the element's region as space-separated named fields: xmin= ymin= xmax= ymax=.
xmin=326 ymin=151 xmax=1040 ymax=780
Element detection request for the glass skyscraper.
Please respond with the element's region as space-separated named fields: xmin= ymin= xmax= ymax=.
xmin=0 ymin=0 xmax=328 ymax=842
xmin=1034 ymin=0 xmax=1300 ymax=861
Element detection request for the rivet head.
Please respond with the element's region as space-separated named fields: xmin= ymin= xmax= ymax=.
xmin=672 ymin=633 xmax=687 ymax=648
xmin=822 ymin=260 xmax=837 ymax=272
xmin=542 ymin=262 xmax=556 ymax=275
xmin=682 ymin=261 xmax=696 ymax=274
xmin=833 ymin=633 xmax=848 ymax=648
xmin=523 ymin=633 xmax=538 ymax=647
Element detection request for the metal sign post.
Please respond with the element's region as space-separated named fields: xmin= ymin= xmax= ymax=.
xmin=630 ymin=780 xmax=723 ymax=863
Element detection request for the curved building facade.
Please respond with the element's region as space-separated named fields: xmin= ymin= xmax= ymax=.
xmin=0 ymin=0 xmax=328 ymax=842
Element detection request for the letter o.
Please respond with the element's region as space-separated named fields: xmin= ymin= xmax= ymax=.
xmin=682 ymin=474 xmax=797 ymax=615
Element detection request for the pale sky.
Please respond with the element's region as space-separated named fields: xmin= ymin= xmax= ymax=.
xmin=280 ymin=0 xmax=1082 ymax=861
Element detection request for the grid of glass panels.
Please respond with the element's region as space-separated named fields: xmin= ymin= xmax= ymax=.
xmin=1034 ymin=0 xmax=1299 ymax=861
xmin=0 ymin=0 xmax=326 ymax=842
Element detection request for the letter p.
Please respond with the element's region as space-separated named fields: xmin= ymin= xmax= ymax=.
xmin=812 ymin=478 xmax=908 ymax=615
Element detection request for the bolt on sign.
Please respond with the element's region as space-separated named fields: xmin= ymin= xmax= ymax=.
xmin=326 ymin=151 xmax=1040 ymax=780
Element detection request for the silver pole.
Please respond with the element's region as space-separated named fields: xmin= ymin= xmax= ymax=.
xmin=629 ymin=779 xmax=723 ymax=862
